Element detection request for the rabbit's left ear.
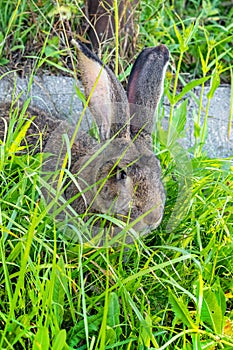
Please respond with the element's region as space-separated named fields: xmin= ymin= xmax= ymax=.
xmin=127 ymin=45 xmax=169 ymax=138
xmin=72 ymin=40 xmax=129 ymax=140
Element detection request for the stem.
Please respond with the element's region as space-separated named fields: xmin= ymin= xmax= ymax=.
xmin=194 ymin=81 xmax=205 ymax=157
xmin=195 ymin=45 xmax=211 ymax=156
xmin=168 ymin=51 xmax=184 ymax=142
xmin=228 ymin=67 xmax=233 ymax=138
xmin=199 ymin=93 xmax=211 ymax=153
xmin=114 ymin=0 xmax=119 ymax=77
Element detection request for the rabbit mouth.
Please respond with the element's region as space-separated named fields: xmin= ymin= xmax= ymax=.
xmin=130 ymin=215 xmax=163 ymax=233
xmin=127 ymin=204 xmax=165 ymax=232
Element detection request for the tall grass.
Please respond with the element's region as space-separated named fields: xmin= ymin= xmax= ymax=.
xmin=0 ymin=0 xmax=233 ymax=349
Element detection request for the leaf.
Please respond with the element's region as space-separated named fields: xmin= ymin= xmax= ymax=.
xmin=200 ymin=280 xmax=226 ymax=334
xmin=52 ymin=329 xmax=67 ymax=350
xmin=169 ymin=290 xmax=197 ymax=330
xmin=0 ymin=57 xmax=10 ymax=65
xmin=194 ymin=121 xmax=201 ymax=139
xmin=107 ymin=292 xmax=122 ymax=339
xmin=166 ymin=89 xmax=174 ymax=104
xmin=174 ymin=24 xmax=186 ymax=52
xmin=44 ymin=45 xmax=60 ymax=58
xmin=207 ymin=71 xmax=220 ymax=100
xmin=199 ymin=48 xmax=208 ymax=75
xmin=47 ymin=5 xmax=72 ymax=20
xmin=170 ymin=98 xmax=188 ymax=142
xmin=68 ymin=313 xmax=103 ymax=347
xmin=8 ymin=117 xmax=34 ymax=154
xmin=48 ymin=36 xmax=59 ymax=47
xmin=105 ymin=326 xmax=117 ymax=345
xmin=53 ymin=256 xmax=67 ymax=328
xmin=32 ymin=327 xmax=50 ymax=350
xmin=139 ymin=314 xmax=159 ymax=348
xmin=75 ymin=85 xmax=86 ymax=104
xmin=174 ymin=76 xmax=210 ymax=104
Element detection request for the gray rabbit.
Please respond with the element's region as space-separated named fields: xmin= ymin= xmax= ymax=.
xmin=0 ymin=40 xmax=169 ymax=235
xmin=66 ymin=40 xmax=169 ymax=232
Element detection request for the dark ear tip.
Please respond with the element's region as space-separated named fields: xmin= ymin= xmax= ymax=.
xmin=71 ymin=39 xmax=103 ymax=65
xmin=71 ymin=39 xmax=81 ymax=50
xmin=71 ymin=39 xmax=90 ymax=56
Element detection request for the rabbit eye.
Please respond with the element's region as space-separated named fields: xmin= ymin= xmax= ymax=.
xmin=116 ymin=167 xmax=127 ymax=181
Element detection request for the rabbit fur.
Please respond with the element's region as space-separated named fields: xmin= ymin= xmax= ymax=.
xmin=0 ymin=40 xmax=169 ymax=235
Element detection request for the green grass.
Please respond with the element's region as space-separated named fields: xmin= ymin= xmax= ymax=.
xmin=1 ymin=148 xmax=232 ymax=349
xmin=0 ymin=0 xmax=233 ymax=349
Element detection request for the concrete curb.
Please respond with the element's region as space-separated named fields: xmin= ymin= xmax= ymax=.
xmin=0 ymin=74 xmax=232 ymax=158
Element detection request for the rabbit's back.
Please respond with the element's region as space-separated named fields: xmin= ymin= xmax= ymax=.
xmin=0 ymin=103 xmax=61 ymax=153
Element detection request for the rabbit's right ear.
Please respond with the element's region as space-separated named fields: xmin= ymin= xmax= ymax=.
xmin=72 ymin=40 xmax=129 ymax=140
xmin=127 ymin=45 xmax=169 ymax=140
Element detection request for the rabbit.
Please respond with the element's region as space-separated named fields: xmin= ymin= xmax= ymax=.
xmin=65 ymin=40 xmax=169 ymax=233
xmin=0 ymin=102 xmax=63 ymax=157
xmin=0 ymin=40 xmax=169 ymax=237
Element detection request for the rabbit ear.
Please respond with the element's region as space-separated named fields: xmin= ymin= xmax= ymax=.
xmin=72 ymin=40 xmax=130 ymax=140
xmin=127 ymin=45 xmax=169 ymax=139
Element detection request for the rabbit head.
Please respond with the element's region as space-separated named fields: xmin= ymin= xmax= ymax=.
xmin=69 ymin=40 xmax=169 ymax=233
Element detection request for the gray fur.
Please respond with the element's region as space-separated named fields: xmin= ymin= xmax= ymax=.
xmin=0 ymin=41 xmax=169 ymax=236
